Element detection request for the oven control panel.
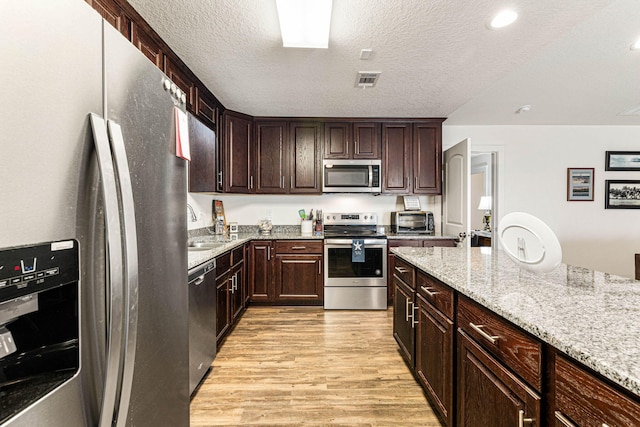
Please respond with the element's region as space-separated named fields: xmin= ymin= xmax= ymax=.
xmin=0 ymin=240 xmax=79 ymax=303
xmin=324 ymin=212 xmax=378 ymax=225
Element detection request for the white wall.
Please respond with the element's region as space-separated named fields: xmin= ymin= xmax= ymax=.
xmin=187 ymin=193 xmax=441 ymax=232
xmin=444 ymin=125 xmax=640 ymax=279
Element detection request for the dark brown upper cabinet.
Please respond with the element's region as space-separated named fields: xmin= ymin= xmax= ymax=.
xmin=187 ymin=113 xmax=216 ymax=193
xmin=324 ymin=122 xmax=381 ymax=160
xmin=382 ymin=120 xmax=443 ymax=195
xmin=131 ymin=22 xmax=163 ymax=69
xmin=87 ymin=0 xmax=131 ymax=40
xmin=223 ymin=111 xmax=253 ymax=193
xmin=289 ymin=121 xmax=323 ymax=194
xmin=254 ymin=120 xmax=288 ymax=194
xmin=164 ymin=55 xmax=197 ymax=113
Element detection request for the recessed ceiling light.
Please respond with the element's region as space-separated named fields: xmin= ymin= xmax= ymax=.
xmin=630 ymin=38 xmax=640 ymax=50
xmin=276 ymin=0 xmax=332 ymax=48
xmin=489 ymin=10 xmax=518 ymax=29
xmin=515 ymin=105 xmax=531 ymax=114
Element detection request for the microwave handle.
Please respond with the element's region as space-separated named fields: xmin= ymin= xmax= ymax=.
xmin=368 ymin=165 xmax=373 ymax=188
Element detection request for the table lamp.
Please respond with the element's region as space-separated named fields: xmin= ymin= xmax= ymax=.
xmin=477 ymin=196 xmax=492 ymax=231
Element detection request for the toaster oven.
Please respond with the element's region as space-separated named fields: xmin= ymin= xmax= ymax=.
xmin=390 ymin=211 xmax=434 ymax=234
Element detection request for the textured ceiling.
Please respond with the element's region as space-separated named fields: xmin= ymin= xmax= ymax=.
xmin=127 ymin=0 xmax=640 ymax=125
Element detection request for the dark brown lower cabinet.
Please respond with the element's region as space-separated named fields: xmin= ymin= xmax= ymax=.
xmin=215 ymin=246 xmax=246 ymax=348
xmin=215 ymin=269 xmax=229 ymax=344
xmin=393 ymin=277 xmax=415 ymax=367
xmin=416 ymin=294 xmax=454 ymax=426
xmin=274 ymin=254 xmax=322 ymax=304
xmin=248 ymin=240 xmax=273 ymax=302
xmin=457 ymin=330 xmax=541 ymax=427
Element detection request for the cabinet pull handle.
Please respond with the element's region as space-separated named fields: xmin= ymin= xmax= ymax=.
xmin=553 ymin=412 xmax=576 ymax=427
xmin=281 ymin=176 xmax=285 ymax=189
xmin=291 ymin=176 xmax=293 ymax=188
xmin=291 ymin=246 xmax=306 ymax=250
xmin=318 ymin=261 xmax=321 ymax=275
xmin=249 ymin=175 xmax=253 ymax=189
xmin=469 ymin=322 xmax=499 ymax=345
xmin=405 ymin=299 xmax=412 ymax=322
xmin=411 ymin=304 xmax=418 ymax=328
xmin=267 ymin=245 xmax=271 ymax=261
xmin=396 ymin=267 xmax=409 ymax=273
xmin=194 ymin=275 xmax=204 ymax=286
xmin=420 ymin=286 xmax=439 ymax=297
xmin=518 ymin=410 xmax=534 ymax=427
xmin=414 ymin=176 xmax=418 ymax=188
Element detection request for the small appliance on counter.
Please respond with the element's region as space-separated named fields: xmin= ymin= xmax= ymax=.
xmin=390 ymin=211 xmax=434 ymax=234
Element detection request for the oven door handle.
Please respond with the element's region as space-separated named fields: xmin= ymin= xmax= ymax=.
xmin=324 ymin=239 xmax=387 ymax=246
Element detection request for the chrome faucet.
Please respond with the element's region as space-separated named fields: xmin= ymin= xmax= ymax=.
xmin=187 ymin=204 xmax=198 ymax=222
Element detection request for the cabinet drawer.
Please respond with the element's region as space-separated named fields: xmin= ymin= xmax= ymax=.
xmin=555 ymin=355 xmax=640 ymax=426
xmin=393 ymin=257 xmax=415 ymax=289
xmin=275 ymin=240 xmax=323 ymax=254
xmin=388 ymin=239 xmax=423 ymax=248
xmin=216 ymin=251 xmax=231 ymax=277
xmin=231 ymin=245 xmax=244 ymax=264
xmin=457 ymin=296 xmax=542 ymax=391
xmin=416 ymin=270 xmax=453 ymax=319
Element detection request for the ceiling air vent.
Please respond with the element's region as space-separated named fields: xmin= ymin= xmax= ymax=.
xmin=356 ymin=71 xmax=381 ymax=88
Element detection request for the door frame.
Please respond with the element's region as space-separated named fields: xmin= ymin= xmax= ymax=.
xmin=471 ymin=145 xmax=504 ymax=251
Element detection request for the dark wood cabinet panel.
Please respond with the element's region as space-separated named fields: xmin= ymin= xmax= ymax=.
xmin=382 ymin=123 xmax=412 ymax=193
xmin=255 ymin=121 xmax=287 ymax=194
xmin=164 ymin=55 xmax=197 ymax=112
xmin=555 ymin=354 xmax=640 ymax=427
xmin=196 ymin=86 xmax=219 ymax=130
xmin=323 ymin=122 xmax=351 ymax=159
xmin=248 ymin=241 xmax=273 ymax=302
xmin=457 ymin=330 xmax=541 ymax=427
xmin=393 ymin=277 xmax=415 ymax=367
xmin=131 ymin=23 xmax=163 ymax=68
xmin=187 ymin=113 xmax=216 ymax=193
xmin=353 ymin=122 xmax=381 ymax=159
xmin=87 ymin=0 xmax=131 ymax=39
xmin=417 ymin=270 xmax=454 ymax=320
xmin=230 ymin=260 xmax=244 ymax=323
xmin=458 ymin=296 xmax=543 ymax=391
xmin=416 ymin=295 xmax=454 ymax=427
xmin=224 ymin=111 xmax=253 ymax=193
xmin=274 ymin=255 xmax=323 ymax=303
xmin=413 ymin=123 xmax=442 ymax=194
xmin=215 ymin=273 xmax=229 ymax=344
xmin=289 ymin=122 xmax=322 ymax=193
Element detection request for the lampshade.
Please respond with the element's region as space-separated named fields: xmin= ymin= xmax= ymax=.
xmin=276 ymin=0 xmax=332 ymax=48
xmin=477 ymin=196 xmax=492 ymax=211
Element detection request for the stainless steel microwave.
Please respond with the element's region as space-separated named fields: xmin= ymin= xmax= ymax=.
xmin=322 ymin=159 xmax=381 ymax=193
xmin=390 ymin=211 xmax=435 ymax=234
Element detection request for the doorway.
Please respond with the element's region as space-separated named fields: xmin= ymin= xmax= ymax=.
xmin=470 ymin=147 xmax=502 ymax=249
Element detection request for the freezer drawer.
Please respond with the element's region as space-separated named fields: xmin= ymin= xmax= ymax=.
xmin=324 ymin=286 xmax=387 ymax=310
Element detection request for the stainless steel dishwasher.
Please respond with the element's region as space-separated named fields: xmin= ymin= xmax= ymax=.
xmin=188 ymin=259 xmax=216 ymax=395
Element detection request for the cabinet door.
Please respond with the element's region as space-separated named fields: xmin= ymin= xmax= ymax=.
xmin=382 ymin=123 xmax=411 ymax=193
xmin=413 ymin=123 xmax=442 ymax=194
xmin=248 ymin=241 xmax=273 ymax=302
xmin=215 ymin=273 xmax=230 ymax=344
xmin=255 ymin=121 xmax=287 ymax=193
xmin=324 ymin=122 xmax=351 ymax=159
xmin=230 ymin=264 xmax=244 ymax=323
xmin=416 ymin=295 xmax=453 ymax=427
xmin=88 ymin=0 xmax=131 ymax=40
xmin=164 ymin=55 xmax=196 ymax=112
xmin=196 ymin=86 xmax=219 ymax=130
xmin=393 ymin=278 xmax=415 ymax=367
xmin=353 ymin=122 xmax=381 ymax=159
xmin=131 ymin=23 xmax=163 ymax=69
xmin=289 ymin=122 xmax=322 ymax=193
xmin=224 ymin=112 xmax=253 ymax=193
xmin=457 ymin=330 xmax=541 ymax=427
xmin=274 ymin=254 xmax=323 ymax=304
xmin=187 ymin=114 xmax=216 ymax=192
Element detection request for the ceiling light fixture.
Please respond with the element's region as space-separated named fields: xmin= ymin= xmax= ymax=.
xmin=515 ymin=105 xmax=531 ymax=114
xmin=630 ymin=38 xmax=640 ymax=50
xmin=276 ymin=0 xmax=332 ymax=48
xmin=489 ymin=10 xmax=518 ymax=29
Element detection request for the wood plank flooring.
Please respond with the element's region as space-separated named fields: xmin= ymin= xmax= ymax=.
xmin=190 ymin=307 xmax=442 ymax=426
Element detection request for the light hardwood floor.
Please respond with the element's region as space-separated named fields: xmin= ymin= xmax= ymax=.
xmin=190 ymin=307 xmax=442 ymax=426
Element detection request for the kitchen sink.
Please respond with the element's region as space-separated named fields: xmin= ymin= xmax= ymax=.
xmin=187 ymin=241 xmax=227 ymax=251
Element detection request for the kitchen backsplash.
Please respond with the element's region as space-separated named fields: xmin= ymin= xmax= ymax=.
xmin=187 ymin=193 xmax=441 ymax=232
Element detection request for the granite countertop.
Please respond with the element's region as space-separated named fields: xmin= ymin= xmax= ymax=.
xmin=391 ymin=246 xmax=640 ymax=397
xmin=386 ymin=233 xmax=458 ymax=240
xmin=187 ymin=230 xmax=324 ymax=270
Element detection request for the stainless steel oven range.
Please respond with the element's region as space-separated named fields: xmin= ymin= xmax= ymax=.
xmin=323 ymin=213 xmax=387 ymax=310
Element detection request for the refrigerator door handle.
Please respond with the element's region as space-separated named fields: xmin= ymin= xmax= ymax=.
xmin=107 ymin=120 xmax=140 ymax=426
xmin=89 ymin=113 xmax=126 ymax=427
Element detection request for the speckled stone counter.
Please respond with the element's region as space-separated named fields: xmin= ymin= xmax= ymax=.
xmin=385 ymin=233 xmax=458 ymax=241
xmin=187 ymin=229 xmax=324 ymax=270
xmin=391 ymin=246 xmax=640 ymax=397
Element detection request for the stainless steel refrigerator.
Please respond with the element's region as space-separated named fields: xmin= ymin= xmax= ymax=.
xmin=0 ymin=0 xmax=189 ymax=425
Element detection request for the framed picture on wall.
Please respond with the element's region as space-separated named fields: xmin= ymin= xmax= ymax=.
xmin=605 ymin=180 xmax=640 ymax=209
xmin=567 ymin=168 xmax=594 ymax=201
xmin=605 ymin=151 xmax=640 ymax=171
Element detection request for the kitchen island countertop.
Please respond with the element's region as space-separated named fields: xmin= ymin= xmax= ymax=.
xmin=391 ymin=246 xmax=640 ymax=397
